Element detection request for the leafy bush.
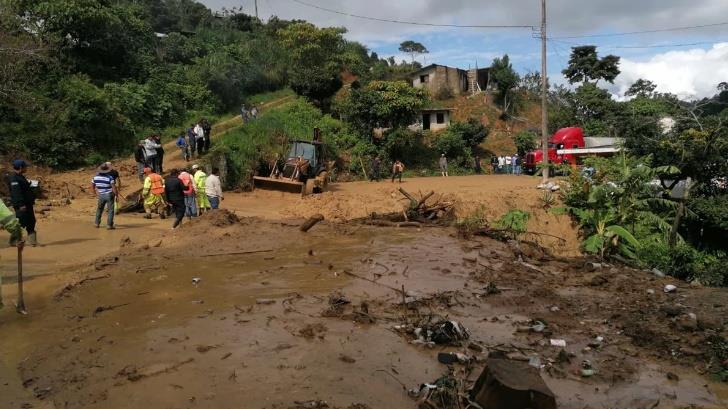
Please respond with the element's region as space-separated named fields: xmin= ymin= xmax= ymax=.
xmin=495 ymin=209 xmax=530 ymax=240
xmin=513 ymin=130 xmax=537 ymax=155
xmin=434 ymin=131 xmax=471 ymax=167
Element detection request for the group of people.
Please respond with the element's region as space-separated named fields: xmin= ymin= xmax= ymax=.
xmin=492 ymin=154 xmax=523 ymax=175
xmin=136 ymin=135 xmax=164 ymax=179
xmin=176 ymin=119 xmax=212 ymax=162
xmin=368 ymin=157 xmax=405 ymax=183
xmin=240 ymin=105 xmax=258 ymax=124
xmin=92 ymin=161 xmax=224 ymax=230
xmin=141 ymin=165 xmax=223 ymax=228
xmin=367 ymin=152 xmax=524 ymax=182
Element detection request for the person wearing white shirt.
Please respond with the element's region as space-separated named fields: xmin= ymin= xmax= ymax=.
xmin=205 ymin=167 xmax=224 ymax=209
xmin=194 ymin=122 xmax=205 ymax=157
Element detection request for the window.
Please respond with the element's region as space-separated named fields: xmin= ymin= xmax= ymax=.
xmin=420 ymin=74 xmax=429 ymax=83
xmin=436 ymin=113 xmax=445 ymax=124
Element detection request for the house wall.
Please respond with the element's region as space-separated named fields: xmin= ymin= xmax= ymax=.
xmin=412 ymin=66 xmax=468 ymax=96
xmin=421 ymin=111 xmax=451 ymax=131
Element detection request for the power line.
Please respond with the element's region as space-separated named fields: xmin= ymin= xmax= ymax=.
xmin=612 ymin=41 xmax=725 ymax=49
xmin=550 ymin=37 xmax=726 ymax=50
xmin=551 ymin=21 xmax=728 ymax=39
xmin=287 ymin=0 xmax=535 ymax=29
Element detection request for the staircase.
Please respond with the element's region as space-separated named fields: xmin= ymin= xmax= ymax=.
xmin=467 ymin=69 xmax=481 ymax=95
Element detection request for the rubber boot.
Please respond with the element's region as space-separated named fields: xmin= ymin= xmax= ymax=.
xmin=28 ymin=232 xmax=37 ymax=247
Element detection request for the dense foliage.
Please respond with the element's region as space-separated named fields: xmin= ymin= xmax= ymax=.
xmin=551 ymin=45 xmax=728 ymax=286
xmin=0 ymin=0 xmax=409 ymax=168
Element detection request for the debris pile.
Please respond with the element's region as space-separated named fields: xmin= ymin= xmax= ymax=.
xmin=359 ymin=188 xmax=454 ymax=227
xmin=396 ymin=319 xmax=470 ymax=348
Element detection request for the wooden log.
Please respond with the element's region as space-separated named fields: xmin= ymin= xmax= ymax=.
xmin=300 ymin=214 xmax=325 ymax=232
xmin=416 ymin=191 xmax=435 ymax=209
xmin=201 ymin=249 xmax=274 ymax=257
xmin=398 ymin=187 xmax=418 ymax=207
xmin=396 ymin=222 xmax=422 ymax=228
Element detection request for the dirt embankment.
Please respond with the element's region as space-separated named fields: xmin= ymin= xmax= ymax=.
xmin=1 ymin=211 xmax=726 ymax=409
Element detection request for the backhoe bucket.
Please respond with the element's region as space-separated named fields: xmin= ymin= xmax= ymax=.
xmin=252 ymin=176 xmax=304 ymax=194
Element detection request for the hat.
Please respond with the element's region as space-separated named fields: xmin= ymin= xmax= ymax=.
xmin=192 ymin=164 xmax=200 ymax=170
xmin=12 ymin=159 xmax=28 ymax=169
xmin=99 ymin=163 xmax=110 ymax=172
xmin=143 ymin=167 xmax=152 ymax=174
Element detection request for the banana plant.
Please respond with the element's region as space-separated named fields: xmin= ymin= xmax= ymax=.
xmin=571 ymin=208 xmax=641 ymax=259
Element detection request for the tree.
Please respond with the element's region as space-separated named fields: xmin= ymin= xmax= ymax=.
xmin=398 ymin=40 xmax=428 ymax=64
xmin=519 ymin=71 xmax=547 ymax=95
xmin=625 ymin=79 xmax=657 ymax=98
xmin=513 ymin=131 xmax=537 ymax=155
xmin=562 ymin=45 xmax=621 ymax=86
xmin=490 ymin=54 xmax=521 ymax=115
xmin=336 ymin=80 xmax=428 ymax=139
xmin=278 ymin=22 xmax=346 ymax=105
xmin=446 ymin=118 xmax=489 ymax=151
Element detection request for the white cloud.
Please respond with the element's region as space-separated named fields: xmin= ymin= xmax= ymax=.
xmin=611 ymin=43 xmax=728 ymax=99
xmin=201 ymin=0 xmax=728 ymax=42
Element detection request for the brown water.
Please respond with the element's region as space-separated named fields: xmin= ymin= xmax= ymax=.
xmin=1 ymin=221 xmax=726 ymax=409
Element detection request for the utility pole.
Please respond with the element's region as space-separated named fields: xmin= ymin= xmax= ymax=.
xmin=255 ymin=0 xmax=259 ymax=19
xmin=540 ymin=0 xmax=550 ymax=183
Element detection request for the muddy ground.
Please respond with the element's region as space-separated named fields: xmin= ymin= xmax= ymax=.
xmin=1 ymin=176 xmax=727 ymax=409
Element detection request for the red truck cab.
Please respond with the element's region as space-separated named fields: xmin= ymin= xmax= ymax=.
xmin=524 ymin=127 xmax=585 ymax=174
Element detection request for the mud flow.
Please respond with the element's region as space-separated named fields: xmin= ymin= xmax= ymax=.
xmin=1 ymin=212 xmax=727 ymax=409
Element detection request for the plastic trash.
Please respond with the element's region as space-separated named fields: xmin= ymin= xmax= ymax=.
xmin=664 ymin=284 xmax=677 ymax=293
xmin=528 ymin=356 xmax=542 ymax=369
xmin=549 ymin=339 xmax=567 ymax=347
xmin=532 ymin=321 xmax=546 ymax=333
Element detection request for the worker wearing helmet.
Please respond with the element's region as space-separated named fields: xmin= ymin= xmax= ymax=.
xmin=142 ymin=167 xmax=167 ymax=219
xmin=0 ymin=197 xmax=23 ymax=309
xmin=192 ymin=165 xmax=211 ymax=215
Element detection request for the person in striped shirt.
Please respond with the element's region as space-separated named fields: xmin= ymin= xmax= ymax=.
xmin=92 ymin=163 xmax=118 ymax=229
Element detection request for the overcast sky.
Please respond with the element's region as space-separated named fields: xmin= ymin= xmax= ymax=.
xmin=200 ymin=0 xmax=728 ymax=99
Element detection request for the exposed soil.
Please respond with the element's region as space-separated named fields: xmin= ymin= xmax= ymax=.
xmin=1 ymin=175 xmax=727 ymax=409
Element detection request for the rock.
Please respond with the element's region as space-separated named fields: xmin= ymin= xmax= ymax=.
xmin=664 ymin=284 xmax=677 ymax=293
xmin=339 ymin=354 xmax=356 ymax=364
xmin=468 ymin=343 xmax=484 ymax=353
xmin=678 ymin=346 xmax=703 ymax=356
xmin=676 ymin=314 xmax=698 ymax=332
xmin=589 ymin=275 xmax=609 ymax=287
xmin=659 ymin=304 xmax=684 ymax=317
xmin=470 ymin=357 xmax=556 ymax=409
xmin=651 ymin=268 xmax=665 ymax=278
xmin=697 ymin=316 xmax=723 ymax=331
xmin=256 ymin=299 xmax=276 ymax=305
xmin=666 ymin=372 xmax=679 ymax=381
